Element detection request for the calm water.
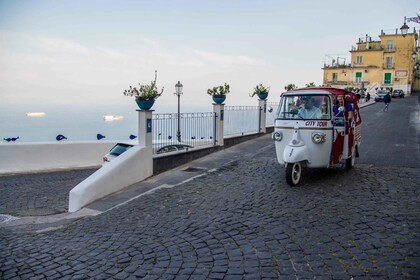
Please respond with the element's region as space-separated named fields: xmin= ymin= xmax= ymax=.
xmin=0 ymin=101 xmax=276 ymax=143
xmin=2 ymin=102 xmax=267 ymax=143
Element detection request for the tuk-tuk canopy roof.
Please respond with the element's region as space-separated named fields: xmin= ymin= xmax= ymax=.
xmin=290 ymin=87 xmax=359 ymax=98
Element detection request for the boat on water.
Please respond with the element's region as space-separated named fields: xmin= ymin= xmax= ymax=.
xmin=103 ymin=115 xmax=124 ymax=121
xmin=26 ymin=112 xmax=46 ymax=117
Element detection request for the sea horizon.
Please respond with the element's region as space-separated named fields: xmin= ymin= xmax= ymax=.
xmin=0 ymin=102 xmax=217 ymax=143
xmin=0 ymin=101 xmax=269 ymax=143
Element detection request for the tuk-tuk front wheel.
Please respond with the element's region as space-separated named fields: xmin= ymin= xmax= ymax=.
xmin=285 ymin=162 xmax=301 ymax=186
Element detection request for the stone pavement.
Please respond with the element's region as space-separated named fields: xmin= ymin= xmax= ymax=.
xmin=1 ymin=97 xmax=419 ymax=279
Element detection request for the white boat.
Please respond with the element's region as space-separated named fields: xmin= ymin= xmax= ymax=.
xmin=26 ymin=112 xmax=46 ymax=117
xmin=103 ymin=115 xmax=124 ymax=121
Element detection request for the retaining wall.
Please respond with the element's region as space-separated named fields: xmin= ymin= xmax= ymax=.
xmin=0 ymin=141 xmax=118 ymax=175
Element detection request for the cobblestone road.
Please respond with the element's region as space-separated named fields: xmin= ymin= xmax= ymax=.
xmin=1 ymin=142 xmax=419 ymax=279
xmin=0 ymin=169 xmax=96 ymax=216
xmin=0 ymin=97 xmax=419 ymax=279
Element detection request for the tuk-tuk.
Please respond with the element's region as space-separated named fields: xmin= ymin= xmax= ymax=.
xmin=271 ymin=87 xmax=362 ymax=186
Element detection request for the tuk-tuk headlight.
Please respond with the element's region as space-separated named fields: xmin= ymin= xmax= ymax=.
xmin=272 ymin=132 xmax=283 ymax=141
xmin=312 ymin=132 xmax=326 ymax=143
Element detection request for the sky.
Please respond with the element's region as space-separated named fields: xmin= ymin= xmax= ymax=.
xmin=0 ymin=0 xmax=418 ymax=111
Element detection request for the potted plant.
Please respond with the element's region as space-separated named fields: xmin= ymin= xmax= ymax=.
xmin=250 ymin=84 xmax=269 ymax=100
xmin=207 ymin=83 xmax=230 ymax=104
xmin=123 ymin=70 xmax=164 ymax=110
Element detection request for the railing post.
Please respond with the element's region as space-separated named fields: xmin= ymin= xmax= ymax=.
xmin=259 ymin=99 xmax=267 ymax=133
xmin=138 ymin=109 xmax=153 ymax=150
xmin=213 ymin=103 xmax=224 ymax=146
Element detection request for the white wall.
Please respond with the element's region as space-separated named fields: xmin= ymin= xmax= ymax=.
xmin=0 ymin=141 xmax=118 ymax=175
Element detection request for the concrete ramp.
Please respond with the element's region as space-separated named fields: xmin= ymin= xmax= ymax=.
xmin=69 ymin=145 xmax=152 ymax=212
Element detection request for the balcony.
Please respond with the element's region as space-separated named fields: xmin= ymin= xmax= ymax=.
xmin=384 ymin=46 xmax=396 ymax=52
xmin=351 ymin=44 xmax=383 ymax=52
xmin=383 ymin=63 xmax=395 ymax=69
xmin=325 ymin=80 xmax=347 ymax=85
xmin=325 ymin=80 xmax=371 ymax=86
xmin=323 ymin=63 xmax=350 ymax=69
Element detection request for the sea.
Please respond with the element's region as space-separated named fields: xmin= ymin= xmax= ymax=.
xmin=0 ymin=102 xmax=269 ymax=143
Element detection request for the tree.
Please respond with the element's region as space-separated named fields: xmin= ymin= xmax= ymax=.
xmin=305 ymin=82 xmax=316 ymax=88
xmin=284 ymin=84 xmax=297 ymax=91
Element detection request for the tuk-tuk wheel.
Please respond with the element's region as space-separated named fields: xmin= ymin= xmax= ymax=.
xmin=285 ymin=162 xmax=301 ymax=186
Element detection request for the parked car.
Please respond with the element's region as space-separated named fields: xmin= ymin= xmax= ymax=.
xmin=374 ymin=90 xmax=388 ymax=102
xmin=156 ymin=144 xmax=193 ymax=154
xmin=103 ymin=142 xmax=195 ymax=164
xmin=103 ymin=143 xmax=134 ymax=164
xmin=391 ymin=89 xmax=404 ymax=98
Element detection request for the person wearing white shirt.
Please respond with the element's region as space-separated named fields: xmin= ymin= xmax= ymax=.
xmin=298 ymin=97 xmax=321 ymax=119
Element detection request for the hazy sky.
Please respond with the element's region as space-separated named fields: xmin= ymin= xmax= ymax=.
xmin=0 ymin=0 xmax=418 ymax=110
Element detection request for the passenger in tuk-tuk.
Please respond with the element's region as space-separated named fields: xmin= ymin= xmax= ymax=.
xmin=333 ymin=95 xmax=354 ymax=126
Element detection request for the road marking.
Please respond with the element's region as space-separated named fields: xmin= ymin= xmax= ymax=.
xmin=0 ymin=214 xmax=19 ymax=224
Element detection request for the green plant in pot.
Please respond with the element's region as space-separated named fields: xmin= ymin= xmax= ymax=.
xmin=207 ymin=83 xmax=230 ymax=104
xmin=250 ymin=84 xmax=269 ymax=100
xmin=123 ymin=70 xmax=164 ymax=110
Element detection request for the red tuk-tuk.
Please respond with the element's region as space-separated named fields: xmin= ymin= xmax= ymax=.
xmin=272 ymin=87 xmax=362 ymax=186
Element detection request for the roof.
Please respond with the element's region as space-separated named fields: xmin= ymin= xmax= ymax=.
xmin=293 ymin=87 xmax=356 ymax=96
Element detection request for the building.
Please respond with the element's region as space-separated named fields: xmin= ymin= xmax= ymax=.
xmin=322 ymin=26 xmax=419 ymax=95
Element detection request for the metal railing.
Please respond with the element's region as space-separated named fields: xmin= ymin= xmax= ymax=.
xmin=266 ymin=102 xmax=279 ymax=127
xmin=383 ymin=63 xmax=395 ymax=69
xmin=224 ymin=106 xmax=260 ymax=137
xmin=152 ymin=112 xmax=215 ymax=154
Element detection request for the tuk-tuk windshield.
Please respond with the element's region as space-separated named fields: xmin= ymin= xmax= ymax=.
xmin=277 ymin=94 xmax=331 ymax=120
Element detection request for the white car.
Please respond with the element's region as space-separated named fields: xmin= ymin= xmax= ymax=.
xmin=103 ymin=142 xmax=194 ymax=164
xmin=102 ymin=143 xmax=134 ymax=164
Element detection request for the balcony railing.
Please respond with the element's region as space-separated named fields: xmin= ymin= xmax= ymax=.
xmin=383 ymin=63 xmax=395 ymax=69
xmin=351 ymin=44 xmax=383 ymax=51
xmin=152 ymin=112 xmax=216 ymax=154
xmin=384 ymin=46 xmax=396 ymax=52
xmin=224 ymin=106 xmax=260 ymax=137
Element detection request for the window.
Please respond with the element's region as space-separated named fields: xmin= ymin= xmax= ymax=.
xmin=384 ymin=73 xmax=392 ymax=84
xmin=355 ymin=72 xmax=362 ymax=83
xmin=356 ymin=56 xmax=363 ymax=64
xmin=385 ymin=57 xmax=393 ymax=68
xmin=278 ymin=95 xmax=329 ymax=120
xmin=332 ymin=73 xmax=338 ymax=82
xmin=386 ymin=40 xmax=394 ymax=51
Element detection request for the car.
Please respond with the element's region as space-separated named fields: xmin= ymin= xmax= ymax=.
xmin=156 ymin=144 xmax=193 ymax=154
xmin=391 ymin=89 xmax=404 ymax=98
xmin=103 ymin=143 xmax=134 ymax=164
xmin=374 ymin=90 xmax=388 ymax=102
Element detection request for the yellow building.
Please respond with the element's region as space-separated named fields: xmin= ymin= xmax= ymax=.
xmin=322 ymin=27 xmax=419 ymax=95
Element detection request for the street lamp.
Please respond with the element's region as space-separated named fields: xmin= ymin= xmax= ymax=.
xmin=174 ymin=81 xmax=183 ymax=142
xmin=400 ymin=17 xmax=409 ymax=37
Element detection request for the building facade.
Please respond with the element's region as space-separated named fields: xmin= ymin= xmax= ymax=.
xmin=323 ymin=27 xmax=419 ymax=95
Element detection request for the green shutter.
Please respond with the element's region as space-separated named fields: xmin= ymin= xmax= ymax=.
xmin=384 ymin=73 xmax=392 ymax=84
xmin=356 ymin=72 xmax=362 ymax=78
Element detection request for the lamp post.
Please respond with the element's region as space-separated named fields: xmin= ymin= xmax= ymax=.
xmin=174 ymin=81 xmax=183 ymax=142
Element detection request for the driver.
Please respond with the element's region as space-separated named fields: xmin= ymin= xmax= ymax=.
xmin=298 ymin=96 xmax=321 ymax=119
